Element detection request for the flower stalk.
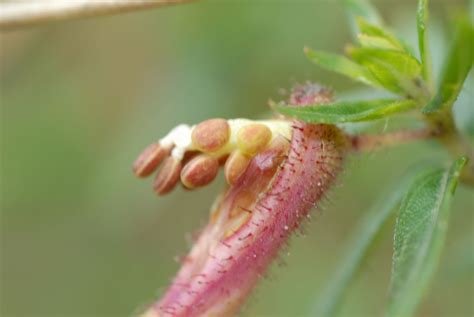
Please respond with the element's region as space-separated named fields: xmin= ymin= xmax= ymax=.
xmin=349 ymin=128 xmax=434 ymax=152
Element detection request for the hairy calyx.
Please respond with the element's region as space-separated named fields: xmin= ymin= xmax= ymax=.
xmin=134 ymin=83 xmax=348 ymax=317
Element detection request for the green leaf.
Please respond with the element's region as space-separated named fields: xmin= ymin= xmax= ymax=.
xmin=343 ymin=0 xmax=382 ymax=37
xmin=386 ymin=157 xmax=467 ymax=317
xmin=272 ymin=98 xmax=417 ymax=124
xmin=314 ymin=173 xmax=417 ymax=317
xmin=304 ymin=48 xmax=381 ymax=88
xmin=417 ymin=0 xmax=433 ymax=86
xmin=356 ymin=18 xmax=412 ymax=53
xmin=422 ymin=19 xmax=474 ymax=113
xmin=349 ymin=47 xmax=422 ymax=96
xmin=357 ymin=34 xmax=400 ymax=51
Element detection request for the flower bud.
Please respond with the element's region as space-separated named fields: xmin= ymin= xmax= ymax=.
xmin=191 ymin=118 xmax=230 ymax=153
xmin=180 ymin=155 xmax=219 ymax=189
xmin=153 ymin=157 xmax=182 ymax=195
xmin=224 ymin=150 xmax=250 ymax=185
xmin=132 ymin=143 xmax=169 ymax=177
xmin=137 ymin=83 xmax=347 ymax=317
xmin=236 ymin=123 xmax=272 ymax=156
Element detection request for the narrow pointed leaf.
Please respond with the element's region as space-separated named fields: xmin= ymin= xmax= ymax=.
xmin=357 ymin=17 xmax=412 ymax=54
xmin=343 ymin=0 xmax=382 ymax=37
xmin=273 ymin=98 xmax=417 ymax=124
xmin=417 ymin=0 xmax=433 ymax=86
xmin=314 ymin=172 xmax=417 ymax=317
xmin=357 ymin=34 xmax=400 ymax=50
xmin=304 ymin=48 xmax=381 ymax=87
xmin=386 ymin=157 xmax=467 ymax=317
xmin=349 ymin=47 xmax=422 ymax=96
xmin=422 ymin=19 xmax=474 ymax=113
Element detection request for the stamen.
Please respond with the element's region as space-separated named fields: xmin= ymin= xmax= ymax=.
xmin=236 ymin=123 xmax=272 ymax=156
xmin=133 ymin=118 xmax=293 ymax=195
xmin=181 ymin=155 xmax=219 ymax=189
xmin=153 ymin=157 xmax=182 ymax=195
xmin=224 ymin=151 xmax=250 ymax=185
xmin=191 ymin=118 xmax=231 ymax=153
xmin=132 ymin=143 xmax=169 ymax=177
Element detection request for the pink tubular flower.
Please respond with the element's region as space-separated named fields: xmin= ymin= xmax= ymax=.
xmin=134 ymin=83 xmax=349 ymax=317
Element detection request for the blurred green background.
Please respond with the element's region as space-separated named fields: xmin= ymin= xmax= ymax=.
xmin=1 ymin=0 xmax=472 ymax=316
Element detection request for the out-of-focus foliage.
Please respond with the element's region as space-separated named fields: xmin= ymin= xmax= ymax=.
xmin=423 ymin=18 xmax=474 ymax=113
xmin=313 ymin=170 xmax=416 ymax=317
xmin=1 ymin=0 xmax=472 ymax=316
